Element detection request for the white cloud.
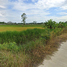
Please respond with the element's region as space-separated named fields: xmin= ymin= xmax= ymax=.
xmin=0 ymin=0 xmax=8 ymax=22
xmin=35 ymin=0 xmax=65 ymax=9
xmin=0 ymin=14 xmax=4 ymax=17
xmin=27 ymin=15 xmax=67 ymax=23
xmin=57 ymin=12 xmax=67 ymax=15
xmin=0 ymin=0 xmax=67 ymax=23
xmin=61 ymin=5 xmax=67 ymax=10
xmin=25 ymin=9 xmax=50 ymax=16
xmin=60 ymin=0 xmax=67 ymax=10
xmin=0 ymin=0 xmax=8 ymax=8
xmin=6 ymin=0 xmax=67 ymax=23
xmin=11 ymin=0 xmax=67 ymax=11
xmin=0 ymin=5 xmax=6 ymax=8
xmin=57 ymin=16 xmax=67 ymax=22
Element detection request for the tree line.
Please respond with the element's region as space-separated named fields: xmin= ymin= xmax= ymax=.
xmin=0 ymin=13 xmax=67 ymax=26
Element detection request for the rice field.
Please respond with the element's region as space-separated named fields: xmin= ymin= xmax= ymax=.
xmin=0 ymin=27 xmax=44 ymax=32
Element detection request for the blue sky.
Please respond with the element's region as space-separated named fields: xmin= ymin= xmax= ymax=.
xmin=0 ymin=0 xmax=67 ymax=23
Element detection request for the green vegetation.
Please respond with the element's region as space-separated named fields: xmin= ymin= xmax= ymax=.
xmin=0 ymin=28 xmax=44 ymax=44
xmin=0 ymin=25 xmax=22 ymax=27
xmin=44 ymin=19 xmax=67 ymax=29
xmin=0 ymin=19 xmax=67 ymax=67
xmin=44 ymin=19 xmax=56 ymax=29
xmin=0 ymin=24 xmax=44 ymax=27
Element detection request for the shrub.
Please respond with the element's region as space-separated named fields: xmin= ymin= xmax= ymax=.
xmin=0 ymin=42 xmax=20 ymax=52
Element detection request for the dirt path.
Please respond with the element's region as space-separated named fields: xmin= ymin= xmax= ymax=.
xmin=38 ymin=41 xmax=67 ymax=67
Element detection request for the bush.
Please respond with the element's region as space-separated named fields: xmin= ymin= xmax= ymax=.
xmin=0 ymin=42 xmax=20 ymax=52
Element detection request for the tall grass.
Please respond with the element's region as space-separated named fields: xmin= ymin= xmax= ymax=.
xmin=0 ymin=28 xmax=44 ymax=44
xmin=0 ymin=38 xmax=46 ymax=67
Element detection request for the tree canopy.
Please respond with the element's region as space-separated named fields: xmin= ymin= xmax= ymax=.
xmin=21 ymin=13 xmax=27 ymax=25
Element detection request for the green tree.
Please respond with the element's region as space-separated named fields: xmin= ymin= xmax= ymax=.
xmin=21 ymin=13 xmax=27 ymax=25
xmin=58 ymin=21 xmax=66 ymax=28
xmin=44 ymin=19 xmax=56 ymax=29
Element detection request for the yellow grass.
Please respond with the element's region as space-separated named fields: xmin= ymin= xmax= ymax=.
xmin=0 ymin=27 xmax=44 ymax=32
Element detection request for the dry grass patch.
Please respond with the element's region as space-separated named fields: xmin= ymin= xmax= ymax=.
xmin=43 ymin=33 xmax=67 ymax=60
xmin=0 ymin=50 xmax=29 ymax=67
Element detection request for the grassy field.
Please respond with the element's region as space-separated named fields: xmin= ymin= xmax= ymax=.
xmin=0 ymin=27 xmax=44 ymax=32
xmin=0 ymin=24 xmax=67 ymax=67
xmin=0 ymin=25 xmax=44 ymax=32
xmin=0 ymin=24 xmax=44 ymax=27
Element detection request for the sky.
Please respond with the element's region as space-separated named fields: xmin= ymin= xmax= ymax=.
xmin=0 ymin=0 xmax=67 ymax=23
